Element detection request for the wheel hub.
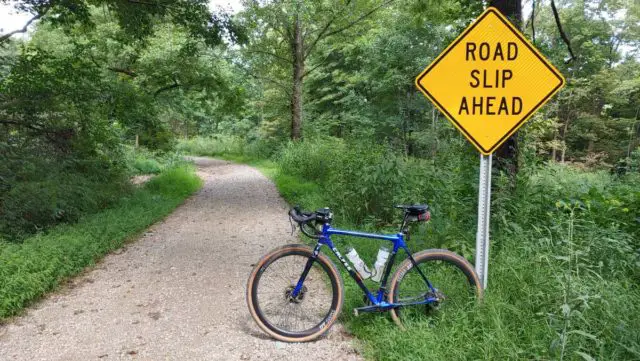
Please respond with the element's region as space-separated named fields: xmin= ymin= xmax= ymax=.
xmin=426 ymin=289 xmax=445 ymax=310
xmin=285 ymin=285 xmax=307 ymax=303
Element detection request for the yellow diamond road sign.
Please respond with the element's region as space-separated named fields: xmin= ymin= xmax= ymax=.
xmin=416 ymin=7 xmax=565 ymax=155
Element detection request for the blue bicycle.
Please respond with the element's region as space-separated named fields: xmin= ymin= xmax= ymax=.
xmin=247 ymin=205 xmax=483 ymax=342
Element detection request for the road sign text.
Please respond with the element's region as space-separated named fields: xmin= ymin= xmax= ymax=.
xmin=465 ymin=42 xmax=518 ymax=61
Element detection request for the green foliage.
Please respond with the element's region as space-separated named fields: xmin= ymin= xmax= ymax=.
xmin=1 ymin=0 xmax=242 ymax=47
xmin=224 ymin=137 xmax=640 ymax=360
xmin=0 ymin=2 xmax=244 ymax=240
xmin=132 ymin=157 xmax=163 ymax=175
xmin=125 ymin=146 xmax=186 ymax=175
xmin=272 ymin=138 xmax=478 ymax=253
xmin=176 ymin=135 xmax=246 ymax=157
xmin=145 ymin=164 xmax=203 ymax=198
xmin=0 ymin=173 xmax=130 ymax=240
xmin=0 ymin=164 xmax=201 ymax=320
xmin=176 ymin=135 xmax=283 ymax=160
xmin=276 ymin=138 xmax=346 ymax=183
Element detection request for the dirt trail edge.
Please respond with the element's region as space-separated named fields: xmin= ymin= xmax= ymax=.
xmin=0 ymin=157 xmax=362 ymax=361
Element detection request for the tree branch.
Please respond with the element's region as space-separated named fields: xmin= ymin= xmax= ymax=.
xmin=303 ymin=15 xmax=336 ymax=60
xmin=304 ymin=0 xmax=393 ymax=60
xmin=0 ymin=119 xmax=46 ymax=133
xmin=302 ymin=61 xmax=324 ymax=79
xmin=235 ymin=63 xmax=290 ymax=95
xmin=0 ymin=7 xmax=49 ymax=44
xmin=551 ymin=0 xmax=576 ymax=63
xmin=244 ymin=49 xmax=292 ymax=64
xmin=126 ymin=0 xmax=165 ymax=6
xmin=302 ymin=52 xmax=332 ymax=79
xmin=154 ymin=78 xmax=180 ymax=97
xmin=107 ymin=67 xmax=138 ymax=77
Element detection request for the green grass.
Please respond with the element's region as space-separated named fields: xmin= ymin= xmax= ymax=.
xmin=179 ymin=136 xmax=640 ymax=360
xmin=267 ymin=168 xmax=640 ymax=361
xmin=0 ymin=164 xmax=202 ymax=320
xmin=176 ymin=135 xmax=247 ymax=158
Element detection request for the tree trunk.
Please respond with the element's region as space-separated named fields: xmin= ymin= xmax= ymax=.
xmin=489 ymin=0 xmax=522 ymax=27
xmin=489 ymin=0 xmax=522 ymax=177
xmin=431 ymin=106 xmax=439 ymax=157
xmin=560 ymin=119 xmax=569 ymax=163
xmin=551 ymin=130 xmax=557 ymax=161
xmin=290 ymin=9 xmax=304 ymax=141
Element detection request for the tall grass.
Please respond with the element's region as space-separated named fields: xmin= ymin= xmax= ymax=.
xmin=179 ymin=135 xmax=640 ymax=360
xmin=177 ymin=135 xmax=247 ymax=157
xmin=277 ymin=140 xmax=639 ymax=360
xmin=0 ymin=164 xmax=202 ymax=320
xmin=177 ymin=135 xmax=282 ymax=162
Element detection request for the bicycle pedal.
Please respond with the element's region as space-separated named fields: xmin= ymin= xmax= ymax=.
xmin=353 ymin=309 xmax=359 ymax=317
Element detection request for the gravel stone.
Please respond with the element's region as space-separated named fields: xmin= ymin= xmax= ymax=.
xmin=0 ymin=157 xmax=362 ymax=361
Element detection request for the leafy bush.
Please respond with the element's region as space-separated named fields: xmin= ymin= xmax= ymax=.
xmin=0 ymin=176 xmax=130 ymax=238
xmin=176 ymin=135 xmax=247 ymax=157
xmin=276 ymin=138 xmax=346 ymax=183
xmin=133 ymin=158 xmax=163 ymax=174
xmin=0 ymin=147 xmax=131 ymax=241
xmin=272 ymin=137 xmax=478 ymax=254
xmin=145 ymin=164 xmax=203 ymax=198
xmin=0 ymin=164 xmax=202 ymax=319
xmin=124 ymin=146 xmax=186 ymax=175
xmin=177 ymin=135 xmax=285 ymax=162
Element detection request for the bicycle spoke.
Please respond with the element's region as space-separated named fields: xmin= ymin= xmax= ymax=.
xmin=255 ymin=253 xmax=334 ymax=334
xmin=391 ymin=254 xmax=480 ymax=327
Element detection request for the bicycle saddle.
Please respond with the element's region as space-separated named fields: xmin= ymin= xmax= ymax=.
xmin=395 ymin=204 xmax=429 ymax=215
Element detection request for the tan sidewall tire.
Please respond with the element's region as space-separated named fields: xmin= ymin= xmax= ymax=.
xmin=246 ymin=244 xmax=344 ymax=342
xmin=387 ymin=249 xmax=483 ymax=329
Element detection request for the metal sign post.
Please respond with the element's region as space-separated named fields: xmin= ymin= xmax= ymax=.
xmin=475 ymin=154 xmax=492 ymax=289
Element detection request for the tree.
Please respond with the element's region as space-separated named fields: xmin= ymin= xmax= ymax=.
xmin=0 ymin=2 xmax=246 ymax=236
xmin=528 ymin=0 xmax=640 ymax=164
xmin=240 ymin=0 xmax=392 ymax=140
xmin=0 ymin=0 xmax=243 ymax=46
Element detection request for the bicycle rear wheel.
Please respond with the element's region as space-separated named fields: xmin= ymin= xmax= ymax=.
xmin=246 ymin=244 xmax=344 ymax=342
xmin=388 ymin=249 xmax=482 ymax=329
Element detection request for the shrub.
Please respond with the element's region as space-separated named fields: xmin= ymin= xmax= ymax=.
xmin=176 ymin=135 xmax=246 ymax=157
xmin=276 ymin=138 xmax=346 ymax=183
xmin=145 ymin=164 xmax=202 ymax=198
xmin=0 ymin=164 xmax=202 ymax=319
xmin=0 ymin=170 xmax=130 ymax=241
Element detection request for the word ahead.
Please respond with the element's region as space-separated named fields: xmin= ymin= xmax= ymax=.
xmin=416 ymin=7 xmax=565 ymax=155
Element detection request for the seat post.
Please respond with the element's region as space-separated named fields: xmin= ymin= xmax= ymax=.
xmin=399 ymin=212 xmax=410 ymax=234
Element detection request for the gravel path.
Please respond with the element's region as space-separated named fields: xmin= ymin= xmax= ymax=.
xmin=0 ymin=157 xmax=362 ymax=361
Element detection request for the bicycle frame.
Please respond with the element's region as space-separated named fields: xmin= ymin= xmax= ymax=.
xmin=291 ymin=222 xmax=438 ymax=311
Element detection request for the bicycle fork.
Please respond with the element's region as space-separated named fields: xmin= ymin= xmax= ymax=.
xmin=291 ymin=244 xmax=322 ymax=298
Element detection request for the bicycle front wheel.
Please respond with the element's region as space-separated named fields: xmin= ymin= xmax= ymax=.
xmin=388 ymin=249 xmax=483 ymax=329
xmin=246 ymin=244 xmax=344 ymax=342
